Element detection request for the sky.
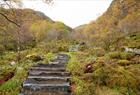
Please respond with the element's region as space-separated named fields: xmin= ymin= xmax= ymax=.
xmin=21 ymin=0 xmax=113 ymax=28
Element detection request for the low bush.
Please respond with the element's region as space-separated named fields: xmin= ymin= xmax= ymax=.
xmin=117 ymin=60 xmax=130 ymax=66
xmin=66 ymin=52 xmax=84 ymax=75
xmin=68 ymin=51 xmax=140 ymax=95
xmin=108 ymin=52 xmax=134 ymax=60
xmin=108 ymin=52 xmax=120 ymax=59
xmin=119 ymin=52 xmax=135 ymax=60
xmin=26 ymin=53 xmax=44 ymax=62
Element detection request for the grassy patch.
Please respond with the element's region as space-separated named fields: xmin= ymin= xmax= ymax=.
xmin=108 ymin=52 xmax=135 ymax=60
xmin=0 ymin=61 xmax=32 ymax=95
xmin=0 ymin=48 xmax=57 ymax=95
xmin=66 ymin=51 xmax=140 ymax=95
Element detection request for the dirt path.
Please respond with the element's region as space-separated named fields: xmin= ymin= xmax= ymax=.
xmin=20 ymin=54 xmax=71 ymax=95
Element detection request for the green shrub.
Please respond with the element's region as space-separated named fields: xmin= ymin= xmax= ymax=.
xmin=119 ymin=52 xmax=134 ymax=60
xmin=45 ymin=40 xmax=70 ymax=53
xmin=66 ymin=51 xmax=140 ymax=95
xmin=72 ymin=76 xmax=95 ymax=95
xmin=108 ymin=52 xmax=120 ymax=59
xmin=0 ymin=45 xmax=5 ymax=54
xmin=0 ymin=61 xmax=31 ymax=95
xmin=0 ymin=52 xmax=16 ymax=66
xmin=66 ymin=52 xmax=84 ymax=75
xmin=117 ymin=60 xmax=130 ymax=66
xmin=108 ymin=52 xmax=134 ymax=60
xmin=26 ymin=53 xmax=43 ymax=62
xmin=45 ymin=52 xmax=56 ymax=62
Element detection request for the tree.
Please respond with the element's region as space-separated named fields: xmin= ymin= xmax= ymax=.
xmin=53 ymin=22 xmax=70 ymax=40
xmin=29 ymin=20 xmax=52 ymax=43
xmin=0 ymin=0 xmax=53 ymax=62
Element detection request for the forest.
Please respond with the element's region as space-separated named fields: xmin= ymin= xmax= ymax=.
xmin=0 ymin=0 xmax=140 ymax=95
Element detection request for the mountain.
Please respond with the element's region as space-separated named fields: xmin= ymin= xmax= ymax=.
xmin=74 ymin=0 xmax=140 ymax=50
xmin=0 ymin=8 xmax=72 ymax=51
xmin=74 ymin=24 xmax=87 ymax=31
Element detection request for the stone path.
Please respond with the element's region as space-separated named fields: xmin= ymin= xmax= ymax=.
xmin=20 ymin=54 xmax=71 ymax=95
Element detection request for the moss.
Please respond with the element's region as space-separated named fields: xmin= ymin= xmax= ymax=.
xmin=108 ymin=52 xmax=120 ymax=59
xmin=127 ymin=32 xmax=140 ymax=49
xmin=0 ymin=52 xmax=16 ymax=64
xmin=66 ymin=52 xmax=84 ymax=75
xmin=119 ymin=52 xmax=135 ymax=60
xmin=44 ymin=52 xmax=56 ymax=62
xmin=108 ymin=52 xmax=134 ymax=60
xmin=26 ymin=53 xmax=43 ymax=62
xmin=118 ymin=60 xmax=130 ymax=66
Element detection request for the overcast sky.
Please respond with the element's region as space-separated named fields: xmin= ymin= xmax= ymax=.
xmin=21 ymin=0 xmax=113 ymax=28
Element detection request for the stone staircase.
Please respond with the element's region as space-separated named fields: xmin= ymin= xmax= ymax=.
xmin=20 ymin=54 xmax=71 ymax=95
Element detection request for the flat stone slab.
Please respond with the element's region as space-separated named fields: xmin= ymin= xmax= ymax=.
xmin=23 ymin=83 xmax=70 ymax=92
xmin=20 ymin=90 xmax=71 ymax=95
xmin=49 ymin=61 xmax=60 ymax=64
xmin=29 ymin=71 xmax=70 ymax=76
xmin=30 ymin=67 xmax=66 ymax=72
xmin=23 ymin=83 xmax=70 ymax=87
xmin=28 ymin=76 xmax=70 ymax=80
xmin=51 ymin=59 xmax=68 ymax=64
xmin=32 ymin=63 xmax=65 ymax=68
xmin=24 ymin=78 xmax=69 ymax=84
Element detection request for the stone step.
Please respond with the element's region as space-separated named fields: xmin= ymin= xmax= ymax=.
xmin=49 ymin=61 xmax=60 ymax=64
xmin=32 ymin=63 xmax=65 ymax=68
xmin=24 ymin=78 xmax=69 ymax=84
xmin=58 ymin=54 xmax=69 ymax=58
xmin=28 ymin=74 xmax=70 ymax=77
xmin=27 ymin=76 xmax=70 ymax=81
xmin=21 ymin=54 xmax=71 ymax=95
xmin=52 ymin=59 xmax=68 ymax=64
xmin=30 ymin=67 xmax=66 ymax=72
xmin=51 ymin=58 xmax=66 ymax=61
xmin=22 ymin=83 xmax=71 ymax=92
xmin=57 ymin=56 xmax=69 ymax=60
xmin=29 ymin=71 xmax=70 ymax=76
xmin=20 ymin=90 xmax=71 ymax=95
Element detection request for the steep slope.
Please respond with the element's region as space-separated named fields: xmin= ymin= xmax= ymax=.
xmin=69 ymin=1 xmax=140 ymax=95
xmin=85 ymin=0 xmax=140 ymax=33
xmin=0 ymin=8 xmax=72 ymax=51
xmin=74 ymin=0 xmax=140 ymax=50
xmin=94 ymin=0 xmax=140 ymax=33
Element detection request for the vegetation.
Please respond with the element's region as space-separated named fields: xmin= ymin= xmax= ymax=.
xmin=67 ymin=51 xmax=140 ymax=95
xmin=0 ymin=49 xmax=56 ymax=95
xmin=69 ymin=0 xmax=140 ymax=95
xmin=0 ymin=0 xmax=140 ymax=95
